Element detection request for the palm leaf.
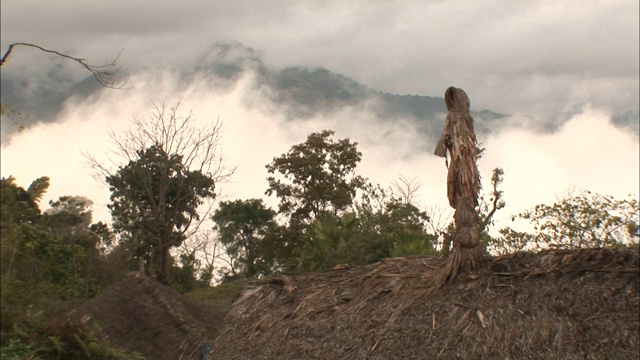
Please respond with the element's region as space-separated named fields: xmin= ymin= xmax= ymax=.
xmin=27 ymin=176 xmax=50 ymax=203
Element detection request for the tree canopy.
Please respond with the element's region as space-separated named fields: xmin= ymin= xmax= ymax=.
xmin=212 ymin=199 xmax=276 ymax=279
xmin=266 ymin=129 xmax=366 ymax=227
xmin=106 ymin=145 xmax=216 ymax=284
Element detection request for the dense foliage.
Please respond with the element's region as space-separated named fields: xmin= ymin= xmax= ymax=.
xmin=212 ymin=199 xmax=277 ymax=279
xmin=213 ymin=131 xmax=638 ymax=279
xmin=492 ymin=190 xmax=639 ymax=254
xmin=0 ymin=176 xmax=139 ymax=358
xmin=219 ymin=131 xmax=440 ymax=278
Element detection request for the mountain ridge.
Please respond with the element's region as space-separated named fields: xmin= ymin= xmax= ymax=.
xmin=0 ymin=42 xmax=507 ymax=145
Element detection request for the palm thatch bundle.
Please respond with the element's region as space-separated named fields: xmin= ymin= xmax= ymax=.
xmin=434 ymin=86 xmax=483 ymax=280
xmin=211 ymin=246 xmax=639 ymax=359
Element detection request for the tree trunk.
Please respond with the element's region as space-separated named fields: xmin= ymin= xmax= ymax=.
xmin=154 ymin=243 xmax=171 ymax=284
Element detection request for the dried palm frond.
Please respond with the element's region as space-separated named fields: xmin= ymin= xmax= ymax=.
xmin=434 ymin=87 xmax=483 ymax=282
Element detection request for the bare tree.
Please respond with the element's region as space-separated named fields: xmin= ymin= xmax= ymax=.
xmin=85 ymin=102 xmax=236 ymax=282
xmin=180 ymin=231 xmax=222 ymax=272
xmin=391 ymin=175 xmax=423 ymax=205
xmin=423 ymin=205 xmax=454 ymax=252
xmin=177 ymin=230 xmax=226 ymax=285
xmin=1 ymin=42 xmax=128 ymax=89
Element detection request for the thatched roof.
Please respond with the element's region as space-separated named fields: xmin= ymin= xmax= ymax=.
xmin=211 ymin=246 xmax=639 ymax=359
xmin=67 ymin=272 xmax=224 ymax=360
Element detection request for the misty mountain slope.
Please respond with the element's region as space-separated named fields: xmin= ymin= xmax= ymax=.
xmin=251 ymin=64 xmax=506 ymax=142
xmin=613 ymin=109 xmax=640 ymax=134
xmin=0 ymin=63 xmax=104 ymax=140
xmin=1 ymin=42 xmax=504 ymax=145
xmin=261 ymin=67 xmax=373 ymax=118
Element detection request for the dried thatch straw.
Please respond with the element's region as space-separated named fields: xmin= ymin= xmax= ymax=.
xmin=67 ymin=272 xmax=221 ymax=360
xmin=211 ymin=246 xmax=639 ymax=359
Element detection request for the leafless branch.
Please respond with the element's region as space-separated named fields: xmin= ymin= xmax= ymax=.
xmin=1 ymin=42 xmax=129 ymax=89
xmin=179 ymin=230 xmax=222 ymax=269
xmin=391 ymin=174 xmax=423 ymax=204
xmin=425 ymin=205 xmax=454 ymax=251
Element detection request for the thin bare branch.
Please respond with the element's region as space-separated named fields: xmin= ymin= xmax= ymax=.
xmin=391 ymin=175 xmax=423 ymax=205
xmin=1 ymin=42 xmax=129 ymax=89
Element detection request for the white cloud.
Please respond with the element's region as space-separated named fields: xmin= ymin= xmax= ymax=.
xmin=2 ymin=0 xmax=637 ymax=118
xmin=480 ymin=106 xmax=639 ymax=231
xmin=1 ymin=64 xmax=637 ymax=245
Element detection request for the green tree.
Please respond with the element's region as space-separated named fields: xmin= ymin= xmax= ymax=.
xmin=1 ymin=178 xmax=108 ymax=300
xmin=265 ymin=129 xmax=366 ymax=228
xmin=264 ymin=130 xmax=368 ymax=272
xmin=256 ymin=224 xmax=305 ymax=274
xmin=0 ymin=177 xmax=111 ymax=344
xmin=170 ymin=250 xmax=212 ymax=292
xmin=384 ymin=202 xmax=435 ymax=257
xmin=106 ymin=145 xmax=216 ymax=284
xmin=295 ymin=181 xmax=437 ymax=271
xmin=1 ymin=176 xmax=50 ymax=291
xmin=495 ymin=190 xmax=639 ymax=252
xmin=212 ymin=199 xmax=276 ymax=279
xmin=42 ymin=196 xmax=114 ymax=297
xmin=86 ymin=102 xmax=234 ymax=284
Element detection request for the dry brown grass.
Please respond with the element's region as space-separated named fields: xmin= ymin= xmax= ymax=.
xmin=64 ymin=246 xmax=638 ymax=359
xmin=67 ymin=272 xmax=224 ymax=360
xmin=212 ymin=246 xmax=639 ymax=359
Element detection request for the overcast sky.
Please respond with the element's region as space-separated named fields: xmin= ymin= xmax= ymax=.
xmin=1 ymin=0 xmax=638 ymax=235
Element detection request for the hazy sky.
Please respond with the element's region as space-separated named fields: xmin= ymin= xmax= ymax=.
xmin=1 ymin=0 xmax=638 ymax=235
